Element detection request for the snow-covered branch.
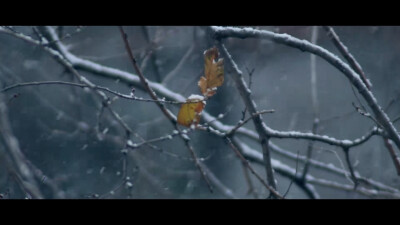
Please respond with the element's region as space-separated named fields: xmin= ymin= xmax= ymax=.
xmin=209 ymin=26 xmax=400 ymax=153
xmin=322 ymin=26 xmax=400 ymax=176
xmin=236 ymin=138 xmax=400 ymax=198
xmin=1 ymin=26 xmax=378 ymax=150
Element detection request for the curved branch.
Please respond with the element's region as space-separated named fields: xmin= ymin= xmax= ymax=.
xmin=266 ymin=126 xmax=381 ymax=148
xmin=322 ymin=26 xmax=400 ymax=176
xmin=210 ymin=26 xmax=400 ymax=153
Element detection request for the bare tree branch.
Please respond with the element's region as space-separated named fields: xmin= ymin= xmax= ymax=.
xmin=237 ymin=138 xmax=400 ymax=198
xmin=209 ymin=26 xmax=400 ymax=154
xmin=1 ymin=81 xmax=186 ymax=105
xmin=118 ymin=26 xmax=213 ymax=193
xmin=225 ymin=137 xmax=283 ymax=199
xmin=226 ymin=109 xmax=275 ymax=137
xmin=343 ymin=147 xmax=359 ymax=188
xmin=140 ymin=26 xmax=162 ymax=82
xmin=232 ymin=137 xmax=320 ymax=199
xmin=323 ymin=26 xmax=400 ymax=176
xmin=216 ymin=42 xmax=278 ymax=195
xmin=322 ymin=26 xmax=371 ymax=89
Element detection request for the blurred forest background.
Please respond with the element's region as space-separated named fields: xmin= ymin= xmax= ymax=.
xmin=0 ymin=26 xmax=400 ymax=199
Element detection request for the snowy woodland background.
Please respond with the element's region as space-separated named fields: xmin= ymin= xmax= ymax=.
xmin=1 ymin=26 xmax=400 ymax=199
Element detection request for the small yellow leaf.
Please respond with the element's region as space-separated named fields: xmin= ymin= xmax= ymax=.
xmin=177 ymin=95 xmax=205 ymax=127
xmin=198 ymin=47 xmax=224 ymax=97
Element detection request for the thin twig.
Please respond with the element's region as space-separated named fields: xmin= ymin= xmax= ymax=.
xmin=141 ymin=26 xmax=162 ymax=82
xmin=232 ymin=137 xmax=320 ymax=199
xmin=225 ymin=137 xmax=283 ymax=199
xmin=216 ymin=41 xmax=278 ymax=195
xmin=343 ymin=147 xmax=359 ymax=189
xmin=352 ymin=102 xmax=382 ymax=128
xmin=226 ymin=109 xmax=275 ymax=137
xmin=385 ymin=92 xmax=400 ymax=112
xmin=118 ymin=26 xmax=213 ymax=193
xmin=1 ymin=80 xmax=186 ymax=104
xmin=322 ymin=26 xmax=371 ymax=89
xmin=241 ymin=163 xmax=258 ymax=198
xmin=302 ymin=26 xmax=319 ymax=181
xmin=392 ymin=115 xmax=400 ymax=124
xmin=383 ymin=139 xmax=400 ymax=176
xmin=241 ymin=66 xmax=255 ymax=121
xmin=301 ymin=118 xmax=319 ymax=181
xmin=283 ymin=151 xmax=300 ymax=197
xmin=239 ymin=138 xmax=400 ymax=198
xmin=323 ymin=26 xmax=400 ymax=177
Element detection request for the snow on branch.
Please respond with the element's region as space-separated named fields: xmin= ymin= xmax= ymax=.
xmin=209 ymin=26 xmax=400 ymax=153
xmin=7 ymin=26 xmax=377 ymax=151
xmin=235 ymin=137 xmax=400 ymax=198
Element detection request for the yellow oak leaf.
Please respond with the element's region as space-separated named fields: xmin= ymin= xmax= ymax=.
xmin=198 ymin=47 xmax=224 ymax=97
xmin=177 ymin=95 xmax=205 ymax=127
